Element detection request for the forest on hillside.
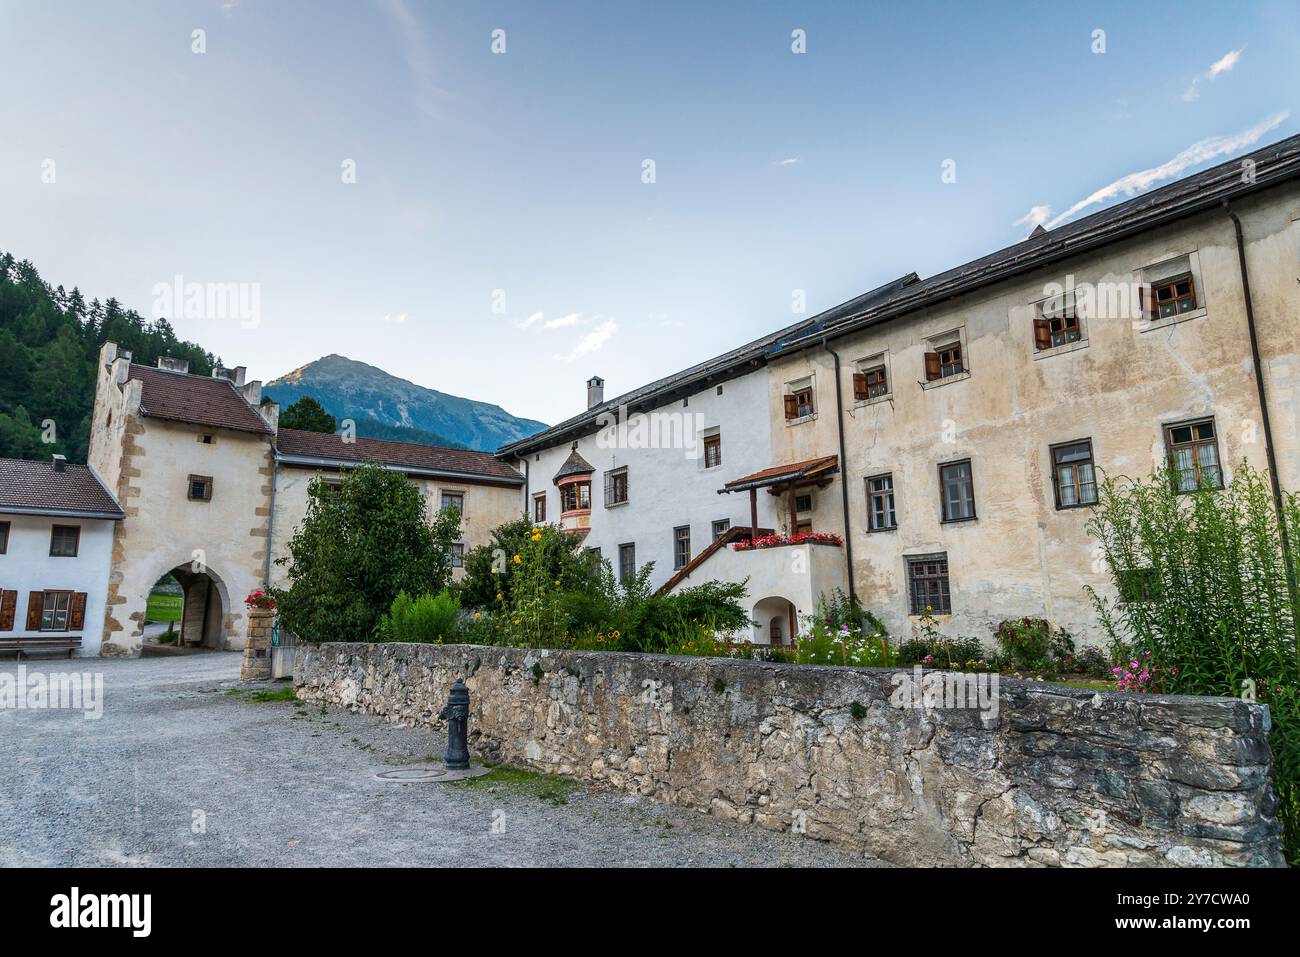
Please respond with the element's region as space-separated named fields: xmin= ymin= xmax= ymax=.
xmin=0 ymin=252 xmax=218 ymax=463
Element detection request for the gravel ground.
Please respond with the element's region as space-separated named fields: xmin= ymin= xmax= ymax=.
xmin=0 ymin=654 xmax=886 ymax=868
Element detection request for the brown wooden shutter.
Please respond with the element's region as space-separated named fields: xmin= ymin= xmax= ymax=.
xmin=0 ymin=591 xmax=16 ymax=631
xmin=783 ymin=394 xmax=798 ymax=419
xmin=852 ymin=371 xmax=868 ymax=400
xmin=924 ymin=352 xmax=941 ymax=381
xmin=25 ymin=592 xmax=43 ymax=632
xmin=1033 ymin=318 xmax=1052 ymax=351
xmin=68 ymin=592 xmax=87 ymax=631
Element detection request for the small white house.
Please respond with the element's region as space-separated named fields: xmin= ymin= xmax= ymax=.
xmin=0 ymin=455 xmax=123 ymax=657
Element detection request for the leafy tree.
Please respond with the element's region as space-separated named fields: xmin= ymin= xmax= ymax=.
xmin=278 ymin=396 xmax=337 ymax=433
xmin=272 ymin=462 xmax=461 ymax=643
xmin=0 ymin=251 xmax=219 ymax=462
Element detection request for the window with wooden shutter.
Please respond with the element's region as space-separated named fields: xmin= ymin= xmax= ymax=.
xmin=1033 ymin=318 xmax=1052 ymax=351
xmin=924 ymin=352 xmax=941 ymax=381
xmin=0 ymin=590 xmax=17 ymax=631
xmin=40 ymin=591 xmax=71 ymax=631
xmin=783 ymin=394 xmax=799 ymax=419
xmin=852 ymin=371 xmax=869 ymax=401
xmin=68 ymin=592 xmax=87 ymax=631
xmin=25 ymin=591 xmax=43 ymax=631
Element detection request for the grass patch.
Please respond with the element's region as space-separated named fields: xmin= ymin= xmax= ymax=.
xmin=245 ymin=686 xmax=299 ymax=703
xmin=145 ymin=593 xmax=182 ymax=623
xmin=452 ymin=765 xmax=577 ymax=806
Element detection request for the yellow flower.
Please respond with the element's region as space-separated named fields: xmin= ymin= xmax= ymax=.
xmin=512 ymin=619 xmax=521 ymax=625
xmin=554 ymin=579 xmax=561 ymax=586
xmin=473 ymin=612 xmax=481 ymax=620
xmin=531 ymin=532 xmax=542 ymax=542
xmin=495 ymin=592 xmax=503 ymax=601
xmin=513 ymin=554 xmax=522 ymax=564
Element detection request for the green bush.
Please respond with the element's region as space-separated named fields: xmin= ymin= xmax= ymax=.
xmin=895 ymin=634 xmax=988 ymax=670
xmin=1086 ymin=462 xmax=1300 ymax=864
xmin=272 ymin=462 xmax=461 ymax=643
xmin=994 ymin=617 xmax=1055 ymax=671
xmin=459 ymin=517 xmax=596 ymax=609
xmin=377 ymin=590 xmax=461 ymax=643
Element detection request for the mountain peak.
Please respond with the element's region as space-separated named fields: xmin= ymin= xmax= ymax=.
xmin=265 ymin=355 xmax=546 ymax=453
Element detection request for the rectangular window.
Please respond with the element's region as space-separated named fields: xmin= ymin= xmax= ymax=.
xmin=618 ymin=543 xmax=636 ymax=583
xmin=854 ymin=364 xmax=889 ymax=401
xmin=712 ymin=519 xmax=730 ymax=542
xmin=702 ymin=434 xmax=722 ymax=469
xmin=925 ymin=340 xmax=965 ymax=381
xmin=1165 ymin=418 xmax=1222 ymax=492
xmin=0 ymin=521 xmax=8 ymax=554
xmin=939 ymin=460 xmax=976 ymax=522
xmin=533 ymin=493 xmax=546 ymax=523
xmin=1034 ymin=302 xmax=1083 ymax=350
xmin=1051 ymin=440 xmax=1098 ymax=508
xmin=906 ymin=554 xmax=951 ymax=616
xmin=49 ymin=525 xmax=80 ymax=558
xmin=795 ymin=493 xmax=813 ymax=514
xmin=187 ymin=474 xmax=213 ymax=502
xmin=1147 ymin=272 xmax=1198 ymax=320
xmin=41 ymin=591 xmax=71 ymax=631
xmin=561 ymin=481 xmax=592 ymax=512
xmin=449 ymin=543 xmax=464 ymax=568
xmin=604 ymin=468 xmax=629 ymax=506
xmin=673 ymin=525 xmax=691 ymax=570
xmin=784 ymin=386 xmax=815 ymax=420
xmin=866 ymin=473 xmax=897 ymax=531
xmin=440 ymin=492 xmax=464 ymax=514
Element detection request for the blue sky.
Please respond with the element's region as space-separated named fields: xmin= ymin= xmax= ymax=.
xmin=1 ymin=0 xmax=1295 ymax=426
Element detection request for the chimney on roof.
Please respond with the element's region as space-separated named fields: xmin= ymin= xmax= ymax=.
xmin=586 ymin=375 xmax=605 ymax=410
xmin=157 ymin=356 xmax=190 ymax=374
xmin=213 ymin=365 xmax=247 ymax=387
xmin=51 ymin=453 xmax=66 ymax=473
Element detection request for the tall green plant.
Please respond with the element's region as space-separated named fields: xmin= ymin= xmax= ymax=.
xmin=1086 ymin=462 xmax=1300 ymax=863
xmin=272 ymin=462 xmax=461 ymax=643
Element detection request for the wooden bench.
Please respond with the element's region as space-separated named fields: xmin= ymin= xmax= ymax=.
xmin=0 ymin=636 xmax=83 ymax=659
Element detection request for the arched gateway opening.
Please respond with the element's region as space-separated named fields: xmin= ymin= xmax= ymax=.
xmin=752 ymin=596 xmax=797 ymax=647
xmin=142 ymin=561 xmax=231 ymax=652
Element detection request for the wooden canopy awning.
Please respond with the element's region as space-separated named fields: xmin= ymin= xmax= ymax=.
xmin=718 ymin=454 xmax=839 ymax=495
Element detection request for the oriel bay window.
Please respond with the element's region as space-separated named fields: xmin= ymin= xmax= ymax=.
xmin=1051 ymin=440 xmax=1098 ymax=508
xmin=1164 ymin=418 xmax=1222 ymax=492
xmin=561 ymin=480 xmax=591 ymax=512
xmin=939 ymin=460 xmax=976 ymax=522
xmin=866 ymin=473 xmax=897 ymax=531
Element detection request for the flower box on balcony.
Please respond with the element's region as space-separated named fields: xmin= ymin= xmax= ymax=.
xmin=733 ymin=531 xmax=843 ymax=551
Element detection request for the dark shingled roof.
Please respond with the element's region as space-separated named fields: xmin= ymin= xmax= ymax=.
xmin=552 ymin=447 xmax=595 ymax=484
xmin=130 ymin=364 xmax=273 ymax=435
xmin=499 ymin=132 xmax=1300 ymax=458
xmin=275 ymin=428 xmax=523 ymax=485
xmin=0 ymin=458 xmax=125 ymax=519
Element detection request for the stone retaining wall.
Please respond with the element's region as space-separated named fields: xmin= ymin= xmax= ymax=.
xmin=295 ymin=642 xmax=1285 ymax=867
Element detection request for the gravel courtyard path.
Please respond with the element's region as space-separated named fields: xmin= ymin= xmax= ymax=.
xmin=0 ymin=654 xmax=884 ymax=868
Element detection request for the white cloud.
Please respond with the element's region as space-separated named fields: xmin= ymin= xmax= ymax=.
xmin=1013 ymin=204 xmax=1052 ymax=232
xmin=516 ymin=311 xmax=545 ymax=330
xmin=1021 ymin=112 xmax=1288 ymax=230
xmin=1183 ymin=47 xmax=1244 ymax=101
xmin=543 ymin=312 xmax=585 ymax=329
xmin=557 ymin=320 xmax=617 ymax=362
xmin=383 ymin=312 xmax=408 ymax=324
xmin=774 ymin=157 xmax=800 ymax=167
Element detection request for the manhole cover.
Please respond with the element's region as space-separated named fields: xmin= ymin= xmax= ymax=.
xmin=372 ymin=764 xmax=492 ymax=783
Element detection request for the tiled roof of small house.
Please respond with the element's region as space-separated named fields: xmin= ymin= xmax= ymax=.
xmin=0 ymin=457 xmax=125 ymax=519
xmin=552 ymin=447 xmax=595 ymax=484
xmin=275 ymin=428 xmax=523 ymax=484
xmin=721 ymin=455 xmax=840 ymax=494
xmin=129 ymin=364 xmax=273 ymax=435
